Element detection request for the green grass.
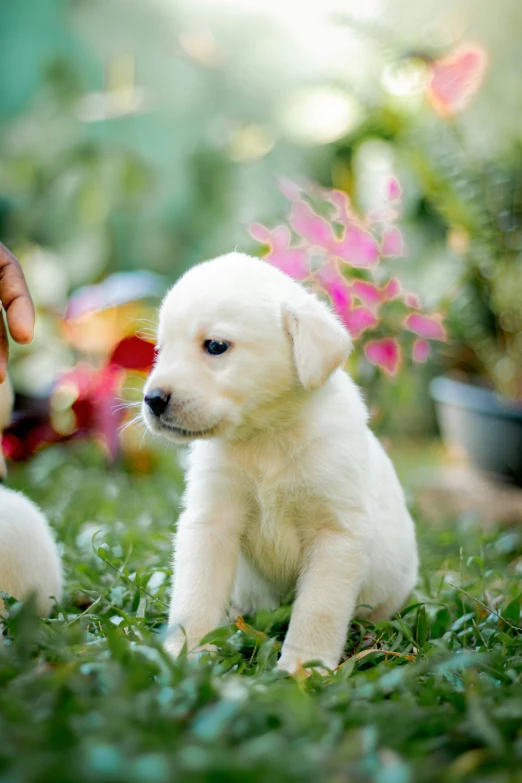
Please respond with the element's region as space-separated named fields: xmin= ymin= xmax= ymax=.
xmin=1 ymin=443 xmax=522 ymax=783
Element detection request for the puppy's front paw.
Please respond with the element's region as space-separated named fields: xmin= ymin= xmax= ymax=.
xmin=164 ymin=630 xmax=186 ymax=659
xmin=277 ymin=647 xmax=337 ymax=676
xmin=276 ymin=653 xmax=302 ymax=675
xmin=226 ymin=604 xmax=245 ymax=623
xmin=164 ymin=628 xmax=217 ymax=659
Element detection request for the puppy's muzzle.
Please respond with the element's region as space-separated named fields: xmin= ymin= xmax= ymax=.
xmin=144 ymin=389 xmax=171 ymax=418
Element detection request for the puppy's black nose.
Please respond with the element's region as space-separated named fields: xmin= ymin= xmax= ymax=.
xmin=144 ymin=389 xmax=171 ymax=417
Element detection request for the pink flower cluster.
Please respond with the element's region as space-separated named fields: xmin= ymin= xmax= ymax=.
xmin=251 ymin=179 xmax=446 ymax=376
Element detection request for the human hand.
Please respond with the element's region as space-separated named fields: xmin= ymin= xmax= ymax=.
xmin=0 ymin=242 xmax=35 ymax=383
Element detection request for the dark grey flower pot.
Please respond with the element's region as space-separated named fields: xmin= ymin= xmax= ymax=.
xmin=430 ymin=375 xmax=522 ymax=486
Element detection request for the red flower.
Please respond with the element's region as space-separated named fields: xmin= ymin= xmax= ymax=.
xmin=109 ymin=335 xmax=156 ymax=372
xmin=53 ymin=335 xmax=156 ymax=460
xmin=56 ymin=364 xmax=125 ymax=459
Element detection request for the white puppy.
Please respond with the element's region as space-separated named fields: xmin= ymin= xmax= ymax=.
xmin=143 ymin=253 xmax=418 ymax=672
xmin=0 ymin=376 xmax=62 ymax=616
xmin=0 ymin=488 xmax=63 ymax=615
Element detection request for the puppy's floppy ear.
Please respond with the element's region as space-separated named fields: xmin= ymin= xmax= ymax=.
xmin=282 ymin=296 xmax=352 ymax=391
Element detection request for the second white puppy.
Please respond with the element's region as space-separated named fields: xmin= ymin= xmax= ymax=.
xmin=0 ymin=376 xmax=62 ymax=616
xmin=0 ymin=487 xmax=62 ymax=616
xmin=143 ymin=252 xmax=418 ymax=672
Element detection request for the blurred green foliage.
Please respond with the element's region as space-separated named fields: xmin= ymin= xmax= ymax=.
xmin=0 ymin=0 xmax=325 ymax=283
xmin=1 ymin=0 xmax=522 ymax=418
xmin=1 ymin=443 xmax=522 ymax=782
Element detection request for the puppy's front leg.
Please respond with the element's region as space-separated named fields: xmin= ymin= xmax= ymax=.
xmin=165 ymin=503 xmax=243 ymax=658
xmin=278 ymin=523 xmax=368 ymax=673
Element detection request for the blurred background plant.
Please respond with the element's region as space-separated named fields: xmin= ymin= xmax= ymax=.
xmin=251 ymin=177 xmax=446 ymax=376
xmin=1 ymin=0 xmax=522 ymax=455
xmin=2 ymin=3 xmax=522 ymax=779
xmin=427 ymin=149 xmax=522 ymax=401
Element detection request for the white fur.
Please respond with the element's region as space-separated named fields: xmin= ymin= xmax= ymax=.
xmin=0 ymin=488 xmax=62 ymax=615
xmin=0 ymin=376 xmax=62 ymax=616
xmin=143 ymin=253 xmax=418 ymax=672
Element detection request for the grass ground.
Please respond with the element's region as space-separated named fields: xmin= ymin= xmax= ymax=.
xmin=1 ymin=442 xmax=522 ymax=783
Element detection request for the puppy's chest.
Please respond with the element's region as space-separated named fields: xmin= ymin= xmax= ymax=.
xmin=241 ymin=473 xmax=310 ymax=589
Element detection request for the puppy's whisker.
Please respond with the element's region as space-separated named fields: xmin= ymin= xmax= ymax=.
xmin=118 ymin=414 xmax=143 ymax=435
xmin=139 ymin=426 xmax=150 ymax=450
xmin=128 ymin=316 xmax=158 ymax=327
xmin=133 ymin=319 xmax=158 ymax=333
xmin=136 ymin=317 xmax=158 ymax=325
xmin=112 ymin=402 xmax=142 ymax=413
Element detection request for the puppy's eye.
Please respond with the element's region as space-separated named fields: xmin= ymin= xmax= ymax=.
xmin=204 ymin=339 xmax=231 ymax=356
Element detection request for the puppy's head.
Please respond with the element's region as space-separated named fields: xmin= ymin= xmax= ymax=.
xmin=143 ymin=253 xmax=351 ymax=443
xmin=0 ymin=375 xmax=14 ymax=481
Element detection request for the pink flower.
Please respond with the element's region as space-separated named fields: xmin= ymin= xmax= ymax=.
xmin=365 ymin=338 xmax=402 ymax=375
xmin=351 ymin=280 xmax=381 ymax=308
xmin=250 ymin=224 xmax=310 ymax=280
xmin=382 ymin=227 xmax=404 ymax=257
xmin=316 ymin=264 xmax=352 ymax=312
xmin=412 ymin=339 xmax=430 ymax=363
xmin=405 ymin=292 xmax=421 ymax=309
xmin=427 ymin=43 xmax=488 ymax=116
xmin=342 ymin=307 xmax=379 ymax=339
xmin=317 ymin=265 xmax=378 ymax=337
xmin=350 ymin=278 xmax=401 ymax=310
xmin=326 ymin=189 xmax=354 ymax=224
xmin=334 ymin=226 xmax=379 ymax=268
xmin=385 ymin=176 xmax=402 ymax=202
xmin=251 ymin=180 xmax=447 ymax=374
xmin=249 ymin=223 xmax=271 ymax=244
xmin=289 ymin=201 xmax=334 ymax=249
xmin=403 ymin=312 xmax=446 ymax=341
xmin=383 ymin=278 xmax=401 ymax=300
